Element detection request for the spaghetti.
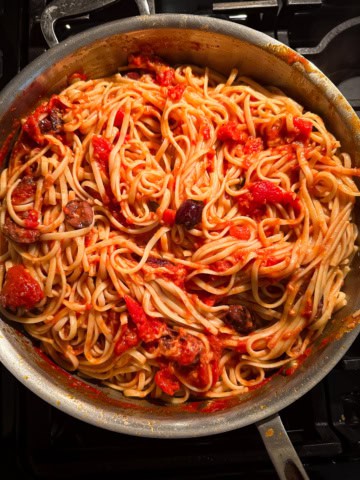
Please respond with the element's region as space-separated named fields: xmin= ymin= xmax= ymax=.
xmin=0 ymin=53 xmax=359 ymax=403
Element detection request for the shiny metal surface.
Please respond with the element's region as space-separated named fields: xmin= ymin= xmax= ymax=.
xmin=0 ymin=14 xmax=360 ymax=442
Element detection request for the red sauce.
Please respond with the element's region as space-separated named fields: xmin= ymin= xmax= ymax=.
xmin=200 ymin=124 xmax=211 ymax=141
xmin=238 ymin=180 xmax=300 ymax=216
xmin=22 ymin=95 xmax=66 ymax=145
xmin=92 ymin=135 xmax=112 ymax=170
xmin=155 ymin=366 xmax=181 ymax=396
xmin=153 ymin=263 xmax=188 ymax=289
xmin=114 ymin=323 xmax=139 ymax=355
xmin=67 ymin=71 xmax=88 ymax=83
xmin=0 ymin=122 xmax=20 ymax=167
xmin=229 ymin=224 xmax=251 ymax=240
xmin=167 ymin=83 xmax=186 ymax=101
xmin=114 ymin=109 xmax=125 ymax=128
xmin=156 ymin=68 xmax=175 ymax=86
xmin=201 ymin=398 xmax=231 ymax=413
xmin=0 ymin=264 xmax=44 ymax=309
xmin=217 ymin=121 xmax=248 ymax=143
xmin=293 ymin=116 xmax=313 ymax=141
xmin=22 ymin=208 xmax=39 ymax=228
xmin=124 ymin=295 xmax=167 ymax=343
xmin=286 ymin=51 xmax=309 ymax=68
xmin=244 ymin=136 xmax=264 ymax=154
xmin=12 ymin=177 xmax=37 ymax=205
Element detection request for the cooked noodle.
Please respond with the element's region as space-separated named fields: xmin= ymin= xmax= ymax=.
xmin=0 ymin=53 xmax=359 ymax=403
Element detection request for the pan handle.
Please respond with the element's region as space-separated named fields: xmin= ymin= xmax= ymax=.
xmin=256 ymin=413 xmax=310 ymax=480
xmin=40 ymin=0 xmax=155 ymax=48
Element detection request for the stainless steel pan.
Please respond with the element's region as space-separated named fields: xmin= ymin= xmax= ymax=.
xmin=1 ymin=2 xmax=360 ymax=479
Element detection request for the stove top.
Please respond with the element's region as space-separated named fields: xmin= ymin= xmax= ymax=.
xmin=0 ymin=1 xmax=360 ymax=479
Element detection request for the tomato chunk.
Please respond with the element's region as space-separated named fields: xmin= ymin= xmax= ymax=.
xmin=124 ymin=295 xmax=167 ymax=342
xmin=217 ymin=121 xmax=248 ymax=143
xmin=229 ymin=224 xmax=251 ymax=240
xmin=293 ymin=117 xmax=312 ymax=141
xmin=167 ymin=84 xmax=186 ymax=101
xmin=0 ymin=265 xmax=44 ymax=310
xmin=155 ymin=366 xmax=181 ymax=396
xmin=114 ymin=109 xmax=125 ymax=128
xmin=162 ymin=208 xmax=176 ymax=226
xmin=92 ymin=135 xmax=112 ymax=170
xmin=114 ymin=323 xmax=140 ymax=355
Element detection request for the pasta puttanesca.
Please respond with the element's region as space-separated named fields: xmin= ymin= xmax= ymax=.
xmin=0 ymin=53 xmax=359 ymax=403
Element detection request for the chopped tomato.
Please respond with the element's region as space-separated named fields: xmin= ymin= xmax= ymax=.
xmin=262 ymin=255 xmax=282 ymax=267
xmin=293 ymin=117 xmax=313 ymax=141
xmin=229 ymin=224 xmax=251 ymax=240
xmin=238 ymin=180 xmax=300 ymax=216
xmin=162 ymin=208 xmax=176 ymax=226
xmin=22 ymin=209 xmax=39 ymax=228
xmin=114 ymin=324 xmax=139 ymax=355
xmin=124 ymin=295 xmax=167 ymax=343
xmin=155 ymin=366 xmax=181 ymax=396
xmin=0 ymin=265 xmax=44 ymax=310
xmin=217 ymin=121 xmax=248 ymax=143
xmin=167 ymin=84 xmax=186 ymax=101
xmin=92 ymin=135 xmax=112 ymax=170
xmin=244 ymin=137 xmax=263 ymax=154
xmin=156 ymin=68 xmax=175 ymax=86
xmin=114 ymin=109 xmax=125 ymax=128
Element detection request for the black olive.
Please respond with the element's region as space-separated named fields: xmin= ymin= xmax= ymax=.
xmin=175 ymin=199 xmax=204 ymax=230
xmin=148 ymin=200 xmax=159 ymax=212
xmin=224 ymin=305 xmax=257 ymax=334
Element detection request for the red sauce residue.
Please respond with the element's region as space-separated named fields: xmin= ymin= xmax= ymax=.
xmin=35 ymin=347 xmax=101 ymax=397
xmin=201 ymin=398 xmax=231 ymax=413
xmin=0 ymin=264 xmax=44 ymax=309
xmin=0 ymin=121 xmax=20 ymax=167
xmin=247 ymin=376 xmax=272 ymax=391
xmin=287 ymin=50 xmax=309 ymax=68
xmin=67 ymin=71 xmax=88 ymax=83
xmin=280 ymin=348 xmax=312 ymax=376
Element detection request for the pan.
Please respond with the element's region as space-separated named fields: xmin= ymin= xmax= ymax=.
xmin=0 ymin=2 xmax=360 ymax=479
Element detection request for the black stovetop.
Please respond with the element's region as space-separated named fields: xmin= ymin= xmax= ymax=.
xmin=0 ymin=1 xmax=360 ymax=479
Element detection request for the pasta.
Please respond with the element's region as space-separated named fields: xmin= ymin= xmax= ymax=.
xmin=0 ymin=53 xmax=359 ymax=403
